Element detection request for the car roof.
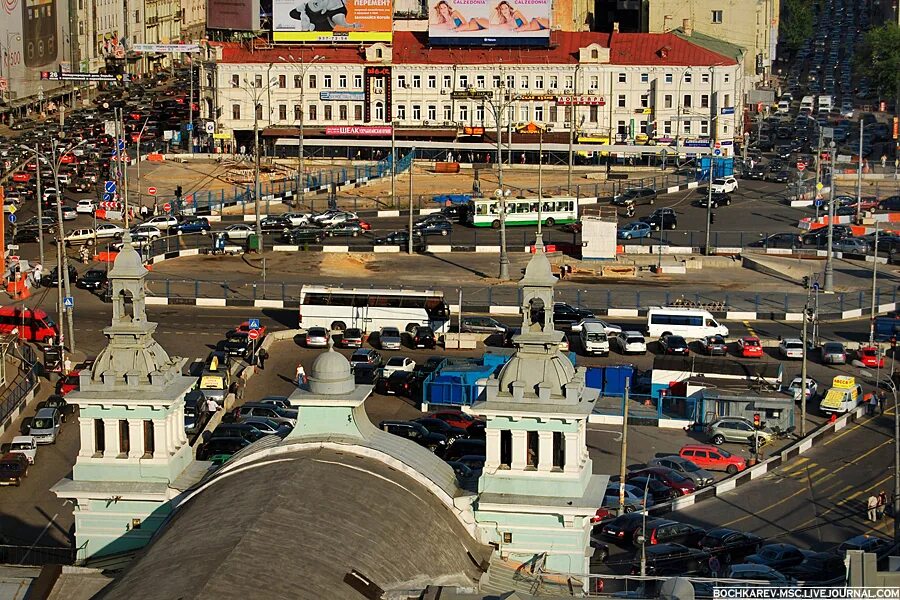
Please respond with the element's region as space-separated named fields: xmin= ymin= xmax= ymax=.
xmin=34 ymin=407 xmax=58 ymax=417
xmin=11 ymin=435 xmax=35 ymax=443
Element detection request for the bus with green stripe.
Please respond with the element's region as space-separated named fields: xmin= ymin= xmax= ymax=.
xmin=466 ymin=197 xmax=578 ymax=228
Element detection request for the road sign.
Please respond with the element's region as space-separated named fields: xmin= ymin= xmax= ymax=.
xmin=163 ymin=202 xmax=172 ymax=213
xmin=248 ymin=318 xmax=261 ymax=330
xmin=714 ymin=142 xmax=721 ymax=149
xmin=118 ymin=139 xmax=126 ymax=151
xmin=8 ymin=255 xmax=19 ymax=262
xmin=63 ymin=297 xmax=74 ymax=308
xmin=102 ymin=193 xmax=113 ymax=202
xmin=797 ymin=162 xmax=807 ymax=172
xmin=186 ymin=123 xmax=193 ymax=131
xmin=104 ymin=180 xmax=117 ymax=194
xmin=148 ymin=186 xmax=157 ymax=196
xmin=7 ymin=214 xmax=15 ymax=224
xmin=6 ymin=245 xmax=18 ymax=250
xmin=713 ymin=149 xmax=721 ymax=156
xmin=813 ymin=282 xmax=820 ymax=291
xmin=7 ymin=204 xmax=16 ymax=214
xmin=248 ymin=329 xmax=260 ymax=341
xmin=814 ymin=199 xmax=824 ymax=207
xmin=816 ymin=182 xmax=824 ymax=191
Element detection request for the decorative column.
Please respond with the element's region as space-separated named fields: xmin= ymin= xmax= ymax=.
xmin=176 ymin=405 xmax=188 ymax=446
xmin=485 ymin=428 xmax=501 ymax=469
xmin=511 ymin=430 xmax=528 ymax=470
xmin=79 ymin=417 xmax=94 ymax=458
xmin=563 ymin=431 xmax=579 ymax=474
xmin=154 ymin=419 xmax=168 ymax=457
xmin=103 ymin=420 xmax=119 ymax=458
xmin=165 ymin=412 xmax=175 ymax=455
xmin=537 ymin=431 xmax=554 ymax=472
xmin=128 ymin=419 xmax=144 ymax=459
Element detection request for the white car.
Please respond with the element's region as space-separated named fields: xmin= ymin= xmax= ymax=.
xmin=570 ymin=318 xmax=622 ymax=336
xmin=710 ymin=177 xmax=738 ymax=194
xmin=779 ymin=338 xmax=805 ymax=359
xmin=283 ymin=212 xmax=313 ymax=227
xmin=224 ymin=223 xmax=254 ymax=240
xmin=95 ymin=223 xmax=125 ymax=239
xmin=42 ymin=187 xmax=59 ymax=202
xmin=783 ymin=376 xmax=818 ymax=402
xmin=615 ymin=331 xmax=647 ymax=355
xmin=383 ymin=356 xmax=416 ymax=375
xmin=130 ymin=224 xmax=162 ymax=241
xmin=62 ymin=228 xmax=99 ymax=246
xmin=316 ymin=211 xmax=358 ymax=227
xmin=9 ymin=435 xmax=37 ymax=464
xmin=143 ymin=215 xmax=179 ymax=231
xmin=75 ymin=199 xmax=95 ymax=214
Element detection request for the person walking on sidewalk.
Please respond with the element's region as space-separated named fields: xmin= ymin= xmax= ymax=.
xmin=878 ymin=491 xmax=888 ymax=519
xmin=868 ymin=495 xmax=879 ymax=521
xmin=257 ymin=347 xmax=269 ymax=370
xmin=869 ymin=393 xmax=878 ymax=416
xmin=879 ymin=389 xmax=887 ymax=415
xmin=296 ymin=362 xmax=306 ymax=386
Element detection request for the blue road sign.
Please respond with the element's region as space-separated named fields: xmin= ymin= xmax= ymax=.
xmin=713 ymin=149 xmax=722 ymax=156
xmin=7 ymin=214 xmax=15 ymax=224
xmin=813 ymin=282 xmax=820 ymax=291
xmin=186 ymin=123 xmax=193 ymax=131
xmin=63 ymin=296 xmax=74 ymax=308
xmin=248 ymin=318 xmax=261 ymax=330
xmin=102 ymin=193 xmax=113 ymax=201
xmin=104 ymin=180 xmax=117 ymax=194
xmin=814 ymin=199 xmax=824 ymax=207
xmin=118 ymin=139 xmax=126 ymax=151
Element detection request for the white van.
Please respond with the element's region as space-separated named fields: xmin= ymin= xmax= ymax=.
xmin=817 ymin=95 xmax=834 ymax=111
xmin=579 ymin=322 xmax=609 ymax=356
xmin=819 ymin=375 xmax=863 ymax=415
xmin=800 ymin=96 xmax=815 ymax=114
xmin=776 ymin=100 xmax=790 ymax=115
xmin=646 ymin=307 xmax=729 ymax=340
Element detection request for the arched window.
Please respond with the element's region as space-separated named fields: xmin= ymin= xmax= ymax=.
xmin=374 ymin=101 xmax=384 ymax=122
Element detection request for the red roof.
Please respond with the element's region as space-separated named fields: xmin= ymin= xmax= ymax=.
xmin=212 ymin=30 xmax=734 ymax=67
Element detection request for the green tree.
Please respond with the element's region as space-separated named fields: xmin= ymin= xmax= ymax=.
xmin=780 ymin=0 xmax=813 ymax=52
xmin=856 ymin=23 xmax=900 ymax=110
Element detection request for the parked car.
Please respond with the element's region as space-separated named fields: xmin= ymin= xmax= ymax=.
xmin=624 ymin=476 xmax=678 ymax=504
xmin=8 ymin=436 xmax=37 ymax=464
xmin=779 ymin=338 xmax=805 ymax=359
xmin=378 ymin=327 xmax=402 ymax=350
xmin=414 ymin=417 xmax=468 ymax=442
xmin=636 ymin=544 xmax=711 ymax=576
xmin=408 ymin=326 xmax=436 ymax=349
xmin=460 ymin=316 xmax=508 ymax=334
xmin=857 ymin=345 xmax=884 ymax=368
xmin=183 ymin=391 xmax=207 ymax=436
xmin=379 ymin=420 xmax=447 ymax=454
xmin=196 ymin=436 xmax=250 ymax=461
xmin=29 ymin=407 xmax=62 ymax=444
xmin=305 ymin=326 xmax=329 ymax=348
xmin=602 ymin=483 xmax=652 ymax=512
xmin=706 ymin=416 xmax=773 ymax=446
xmin=703 ymin=335 xmax=728 ymax=356
xmin=570 ymin=318 xmax=621 ymax=335
xmin=750 ymin=232 xmax=801 ymax=249
xmin=659 ymin=334 xmax=690 ymax=356
xmin=627 ymin=467 xmax=696 ymax=496
xmin=427 ymin=409 xmax=483 ymax=431
xmin=783 ymin=376 xmax=818 ymax=403
xmin=350 ymin=349 xmax=383 ymax=367
xmin=615 ymin=331 xmax=647 ymax=355
xmin=738 ymin=336 xmax=764 ymax=358
xmin=679 ymin=445 xmax=747 ymax=474
xmin=241 ymin=417 xmax=292 ymax=437
xmin=647 ymin=456 xmax=714 ymax=488
xmin=38 ymin=395 xmax=73 ymax=422
xmin=340 ymin=328 xmax=364 ymax=348
xmin=323 ymin=221 xmax=365 ymax=237
xmin=548 ymin=302 xmax=594 ymax=329
xmin=374 ymin=370 xmax=419 ymax=397
xmin=259 ymin=216 xmax=292 ymax=232
xmin=617 ymin=222 xmax=653 ymax=240
xmin=0 ymin=453 xmax=29 ymax=486
xmin=782 ymin=552 xmax=846 ymax=583
xmin=223 ymin=224 xmax=255 ymax=240
xmin=383 ymin=356 xmax=416 ymax=375
xmin=698 ymin=529 xmax=763 ymax=563
xmin=442 ymin=438 xmax=486 ymax=461
xmin=821 ymin=342 xmax=847 ymax=365
xmin=725 ymin=563 xmax=796 ymax=585
xmin=232 ymin=404 xmax=297 ymax=427
xmin=76 ymin=269 xmax=108 ymax=291
xmin=599 ymin=513 xmax=654 ymax=544
xmin=633 ymin=519 xmax=707 ymax=548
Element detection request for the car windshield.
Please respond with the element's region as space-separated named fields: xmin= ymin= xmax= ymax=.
xmin=11 ymin=442 xmax=31 ymax=450
xmin=712 ymin=179 xmax=725 ymax=185
xmin=681 ymin=461 xmax=700 ymax=472
xmin=718 ymin=448 xmax=732 ymax=458
xmin=31 ymin=418 xmax=53 ymax=429
xmin=386 ymin=357 xmax=405 ymax=366
xmin=745 ymin=339 xmax=760 ymax=346
xmin=382 ymin=328 xmax=400 ymax=337
xmin=785 ymin=341 xmax=803 ymax=349
xmin=627 ymin=336 xmax=644 ymax=343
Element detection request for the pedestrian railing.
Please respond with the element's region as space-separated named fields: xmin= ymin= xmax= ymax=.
xmin=0 ymin=360 xmax=39 ymax=427
xmin=0 ymin=544 xmax=76 ymax=566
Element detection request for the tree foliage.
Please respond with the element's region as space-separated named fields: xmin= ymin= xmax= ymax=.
xmin=780 ymin=0 xmax=813 ymax=52
xmin=856 ymin=23 xmax=900 ymax=103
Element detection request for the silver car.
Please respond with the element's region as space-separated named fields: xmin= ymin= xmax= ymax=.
xmin=647 ymin=455 xmax=715 ymax=487
xmin=460 ymin=316 xmax=507 ymax=334
xmin=29 ymin=407 xmax=62 ymax=445
xmin=379 ymin=326 xmax=402 ymax=350
xmin=706 ymin=417 xmax=773 ymax=446
xmin=821 ymin=341 xmax=847 ymax=365
xmin=305 ymin=327 xmax=329 ymax=348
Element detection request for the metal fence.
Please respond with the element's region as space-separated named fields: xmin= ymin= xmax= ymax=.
xmin=0 ymin=544 xmax=76 ymax=566
xmin=0 ymin=356 xmax=39 ymax=427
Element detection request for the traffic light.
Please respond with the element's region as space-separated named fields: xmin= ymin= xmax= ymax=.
xmin=753 ymin=413 xmax=761 ymax=428
xmin=175 ymin=185 xmax=182 ymax=199
xmin=802 ymin=276 xmax=810 ymax=289
xmin=710 ymin=212 xmax=716 ymax=224
xmin=891 ymin=336 xmax=897 ymax=349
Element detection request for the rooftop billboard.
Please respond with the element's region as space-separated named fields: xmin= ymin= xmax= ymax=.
xmin=272 ymin=0 xmax=392 ymax=42
xmin=206 ymin=0 xmax=261 ymax=31
xmin=428 ymin=0 xmax=550 ymax=46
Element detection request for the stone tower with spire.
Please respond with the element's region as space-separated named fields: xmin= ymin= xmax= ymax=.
xmin=468 ymin=237 xmax=606 ymax=578
xmin=53 ymin=235 xmax=199 ymax=561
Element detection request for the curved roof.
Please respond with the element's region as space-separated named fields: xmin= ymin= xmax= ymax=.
xmin=98 ymin=448 xmax=490 ymax=600
xmin=307 ymin=344 xmax=355 ymax=395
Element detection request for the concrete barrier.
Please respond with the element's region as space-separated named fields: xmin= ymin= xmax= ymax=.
xmin=377 ymin=210 xmax=401 ymax=218
xmin=489 ymin=305 xmax=520 ymax=316
xmin=196 ymin=298 xmax=227 ymax=307
xmin=322 ymin=245 xmax=349 ymax=253
xmin=373 ymin=245 xmax=401 ymax=253
xmin=427 ymin=245 xmax=453 ymax=253
xmin=273 ymin=245 xmax=299 ymax=252
xmin=475 ymin=246 xmax=501 ymax=253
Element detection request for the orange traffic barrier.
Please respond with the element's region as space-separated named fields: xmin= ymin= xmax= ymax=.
xmin=95 ymin=251 xmax=118 ymax=262
xmin=6 ymin=275 xmax=30 ymax=299
xmin=616 ymin=244 xmax=625 ymax=254
xmin=147 ymin=153 xmax=165 ymax=162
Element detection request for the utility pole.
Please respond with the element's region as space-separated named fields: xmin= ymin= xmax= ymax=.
xmin=408 ymin=151 xmax=414 ymax=255
xmin=188 ymin=61 xmax=194 ymax=152
xmin=870 ymin=222 xmax=880 ymax=344
xmin=496 ymin=90 xmax=510 ymax=281
xmin=566 ymin=64 xmax=578 ymax=194
xmin=34 ymin=146 xmax=45 ymax=267
xmin=800 ymin=294 xmax=811 ymax=436
xmin=250 ymin=81 xmax=263 ymax=252
xmin=856 ymin=119 xmax=863 ymax=222
xmin=390 ymin=121 xmax=396 ymax=208
xmin=704 ymin=66 xmax=716 ymax=255
xmin=893 ymin=382 xmax=900 ymax=544
xmin=538 ymin=127 xmax=544 ymax=215
xmin=824 ymin=142 xmax=837 ymax=292
xmin=814 ymin=127 xmax=824 ymax=201
xmin=52 ymin=142 xmax=76 ymax=355
xmin=618 ymin=379 xmax=630 ymax=514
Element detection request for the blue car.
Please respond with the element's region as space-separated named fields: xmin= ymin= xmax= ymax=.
xmin=617 ymin=222 xmax=652 ymax=240
xmin=176 ymin=216 xmax=211 ymax=234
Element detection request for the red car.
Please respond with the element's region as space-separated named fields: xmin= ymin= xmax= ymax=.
xmin=356 ymin=219 xmax=372 ymax=231
xmin=857 ymin=345 xmax=885 ymax=368
xmin=427 ymin=409 xmax=483 ymax=431
xmin=738 ymin=336 xmax=763 ymax=358
xmin=591 ymin=507 xmax=613 ymax=524
xmin=626 ymin=467 xmax=696 ymax=496
xmin=679 ymin=444 xmax=747 ymax=475
xmin=56 ymin=370 xmax=81 ymax=396
xmin=231 ymin=321 xmax=267 ymax=339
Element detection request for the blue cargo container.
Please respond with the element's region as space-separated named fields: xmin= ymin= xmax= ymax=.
xmin=603 ymin=364 xmax=635 ymax=397
xmin=422 ymin=352 xmax=514 ymax=407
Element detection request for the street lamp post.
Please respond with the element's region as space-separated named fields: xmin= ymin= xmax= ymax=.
xmin=704 ymin=66 xmax=716 ymax=255
xmin=2 ymin=33 xmax=22 ymax=107
xmin=278 ymin=55 xmax=323 ymax=209
xmin=240 ymin=76 xmax=278 ymax=252
xmin=824 ymin=142 xmax=837 ymax=292
xmin=480 ymin=87 xmax=518 ymax=280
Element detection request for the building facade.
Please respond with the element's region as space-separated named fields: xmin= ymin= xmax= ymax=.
xmin=210 ymin=31 xmax=745 ymax=157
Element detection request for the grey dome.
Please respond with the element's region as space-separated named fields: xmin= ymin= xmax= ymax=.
xmin=308 ymin=344 xmax=355 ymax=395
xmin=108 ymin=233 xmax=147 ymax=280
xmin=497 ymin=348 xmax=576 ymax=398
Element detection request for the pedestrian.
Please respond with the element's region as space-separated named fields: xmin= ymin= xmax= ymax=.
xmin=296 ymin=362 xmax=306 ymax=386
xmin=882 ymin=155 xmax=888 ymax=170
xmin=32 ymin=262 xmax=42 ymax=286
xmin=566 ymin=265 xmax=573 ymax=277
xmin=559 ymin=265 xmax=566 ymax=280
xmin=257 ymin=347 xmax=268 ymax=370
xmin=878 ymin=491 xmax=888 ymax=519
xmin=140 ymin=204 xmax=149 ymax=218
xmin=520 ymin=152 xmax=526 ymax=165
xmin=708 ymin=555 xmax=721 ymax=578
xmin=868 ymin=393 xmax=878 ymax=416
xmin=879 ymin=389 xmax=887 ymax=415
xmin=868 ymin=494 xmax=879 ymax=521
xmin=206 ymin=397 xmax=219 ymax=413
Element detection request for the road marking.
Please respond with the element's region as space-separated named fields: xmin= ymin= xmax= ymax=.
xmin=824 ymin=409 xmax=893 ymax=446
xmin=778 ymin=457 xmax=810 ymax=474
xmin=743 ymin=321 xmax=757 ymax=338
xmin=791 ymin=473 xmax=894 ymax=533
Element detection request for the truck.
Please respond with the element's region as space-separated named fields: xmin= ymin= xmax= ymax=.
xmin=874 ymin=316 xmax=900 ymax=342
xmin=819 ymin=375 xmax=863 ymax=415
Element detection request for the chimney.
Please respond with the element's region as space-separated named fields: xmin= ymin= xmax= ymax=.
xmin=612 ymin=22 xmax=619 ymax=33
xmin=683 ymin=18 xmax=693 ymax=36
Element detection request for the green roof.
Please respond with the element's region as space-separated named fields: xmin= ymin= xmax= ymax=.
xmin=670 ymin=27 xmax=746 ymax=63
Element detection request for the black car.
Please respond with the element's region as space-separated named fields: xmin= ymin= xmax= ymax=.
xmin=877 ymin=196 xmax=900 ymax=211
xmin=698 ymin=528 xmax=763 ymax=563
xmin=440 ymin=204 xmax=467 ymax=221
xmin=625 ymin=476 xmax=678 ymax=504
xmin=697 ymin=192 xmax=731 ymax=208
xmin=259 ymin=216 xmax=292 ymax=232
xmin=640 ymin=208 xmax=677 ymax=231
xmin=413 ymin=356 xmax=443 ymax=380
xmin=352 ymin=363 xmax=381 ymax=385
xmin=37 ymin=394 xmax=73 ymax=422
xmin=546 ymin=302 xmax=594 ymax=329
xmin=636 ymin=544 xmax=711 ymax=576
xmin=219 ymin=333 xmax=252 ymax=358
xmin=374 ymin=371 xmax=419 ymax=397
xmin=613 ymin=187 xmax=657 ymax=206
xmin=323 ymin=222 xmax=365 ymax=237
xmin=746 ymin=543 xmax=807 ymax=570
xmin=800 ymin=226 xmax=853 ymax=246
xmin=836 ymin=535 xmax=893 ymax=566
xmin=378 ymin=420 xmax=447 ymax=454
xmin=350 ymin=349 xmax=383 ymax=367
xmin=750 ymin=232 xmax=801 ymax=249
xmin=12 ymin=228 xmax=40 ymax=244
xmin=702 ymin=334 xmax=728 ymax=356
xmin=280 ymin=227 xmax=323 ymax=244
xmin=374 ymin=230 xmax=425 ymax=249
xmin=443 ymin=438 xmax=486 ymax=461
xmin=782 ymin=552 xmax=845 ymax=583
xmin=76 ymin=269 xmax=108 ymax=291
xmin=414 ymin=215 xmax=453 ymax=236
xmin=41 ymin=265 xmax=79 ymax=287
xmin=197 ymin=436 xmax=250 ymax=461
xmin=635 ymin=519 xmax=707 ymax=548
xmin=408 ymin=326 xmax=436 ymax=349
xmin=767 ymin=170 xmax=790 ymax=183
xmin=414 ymin=417 xmax=468 ymax=442
xmin=210 ymin=423 xmax=267 ymax=443
xmin=742 ymin=166 xmax=767 ymax=180
xmin=599 ymin=513 xmax=652 ymax=544
xmin=659 ymin=335 xmax=689 ymax=355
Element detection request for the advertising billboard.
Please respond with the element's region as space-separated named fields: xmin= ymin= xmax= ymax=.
xmin=428 ymin=0 xmax=551 ymax=46
xmin=271 ymin=0 xmax=392 ymax=42
xmin=1 ymin=0 xmax=69 ymax=103
xmin=207 ymin=0 xmax=261 ymax=31
xmin=325 ymin=125 xmax=392 ymax=136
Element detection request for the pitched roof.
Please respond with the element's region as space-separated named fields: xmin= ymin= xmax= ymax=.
xmin=670 ymin=27 xmax=747 ymax=63
xmin=212 ymin=30 xmax=735 ymax=67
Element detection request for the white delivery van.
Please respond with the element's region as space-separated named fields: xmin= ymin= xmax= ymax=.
xmin=819 ymin=375 xmax=863 ymax=415
xmin=800 ymin=96 xmax=815 ymax=114
xmin=776 ymin=100 xmax=790 ymax=115
xmin=579 ymin=322 xmax=610 ymax=356
xmin=817 ymin=95 xmax=834 ymax=111
xmin=646 ymin=307 xmax=729 ymax=339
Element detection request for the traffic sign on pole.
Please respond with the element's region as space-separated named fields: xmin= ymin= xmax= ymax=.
xmin=63 ymin=297 xmax=74 ymax=309
xmin=148 ymin=186 xmax=157 ymax=196
xmin=248 ymin=318 xmax=261 ymax=330
xmin=816 ymin=182 xmax=824 ymax=191
xmin=7 ymin=214 xmax=15 ymax=224
xmin=104 ymin=180 xmax=117 ymax=194
xmin=163 ymin=202 xmax=172 ymax=213
xmin=248 ymin=329 xmax=260 ymax=341
xmin=797 ymin=162 xmax=807 ymax=172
